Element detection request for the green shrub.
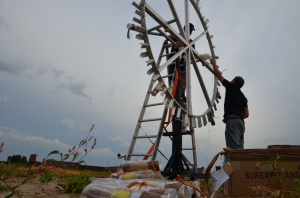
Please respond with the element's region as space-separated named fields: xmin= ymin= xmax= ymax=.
xmin=0 ymin=181 xmax=8 ymax=192
xmin=39 ymin=172 xmax=54 ymax=183
xmin=63 ymin=171 xmax=93 ymax=193
xmin=0 ymin=162 xmax=17 ymax=177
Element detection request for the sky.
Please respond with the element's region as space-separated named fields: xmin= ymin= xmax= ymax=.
xmin=1 ymin=0 xmax=300 ymax=169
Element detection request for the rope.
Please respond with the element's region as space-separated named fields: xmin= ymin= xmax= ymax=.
xmin=151 ymin=161 xmax=159 ymax=179
xmin=204 ymin=151 xmax=225 ymax=195
xmin=144 ymin=170 xmax=149 ymax=178
xmin=126 ymin=181 xmax=148 ymax=190
xmin=177 ymin=175 xmax=206 ymax=198
xmin=116 ymin=167 xmax=126 ymax=176
xmin=140 ymin=126 xmax=168 ymax=161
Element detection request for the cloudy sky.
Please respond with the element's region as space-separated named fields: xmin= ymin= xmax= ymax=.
xmin=1 ymin=0 xmax=300 ymax=169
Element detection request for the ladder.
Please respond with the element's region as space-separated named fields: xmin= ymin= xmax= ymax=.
xmin=125 ymin=41 xmax=200 ymax=172
xmin=126 ymin=80 xmax=199 ymax=168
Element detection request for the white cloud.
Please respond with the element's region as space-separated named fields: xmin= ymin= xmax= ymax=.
xmin=109 ymin=136 xmax=129 ymax=148
xmin=91 ymin=147 xmax=114 ymax=157
xmin=0 ymin=128 xmax=69 ymax=148
xmin=0 ymin=126 xmax=116 ymax=165
xmin=61 ymin=118 xmax=77 ymax=129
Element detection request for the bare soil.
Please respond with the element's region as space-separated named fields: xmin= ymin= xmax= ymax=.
xmin=0 ymin=175 xmax=80 ymax=198
xmin=0 ymin=175 xmax=227 ymax=198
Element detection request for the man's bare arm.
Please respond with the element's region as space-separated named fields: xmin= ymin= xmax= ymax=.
xmin=243 ymin=107 xmax=249 ymax=119
xmin=210 ymin=59 xmax=224 ymax=83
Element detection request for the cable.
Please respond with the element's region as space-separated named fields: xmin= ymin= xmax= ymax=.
xmin=139 ymin=126 xmax=168 ymax=161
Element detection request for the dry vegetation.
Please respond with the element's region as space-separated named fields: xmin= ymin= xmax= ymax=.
xmin=0 ymin=163 xmax=112 ymax=198
xmin=1 ymin=128 xmax=300 ymax=198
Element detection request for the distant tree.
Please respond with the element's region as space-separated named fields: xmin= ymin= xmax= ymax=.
xmin=7 ymin=154 xmax=27 ymax=163
xmin=21 ymin=156 xmax=27 ymax=163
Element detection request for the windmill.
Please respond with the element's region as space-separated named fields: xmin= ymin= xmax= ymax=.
xmin=124 ymin=0 xmax=220 ymax=178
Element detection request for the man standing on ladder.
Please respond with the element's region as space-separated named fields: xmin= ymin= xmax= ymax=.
xmin=167 ymin=23 xmax=195 ymax=109
xmin=210 ymin=59 xmax=249 ymax=149
xmin=160 ymin=23 xmax=196 ymax=177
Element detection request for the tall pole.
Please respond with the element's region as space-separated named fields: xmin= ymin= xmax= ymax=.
xmin=185 ymin=0 xmax=198 ymax=172
xmin=185 ymin=0 xmax=192 ymax=116
xmin=164 ymin=0 xmax=198 ymax=178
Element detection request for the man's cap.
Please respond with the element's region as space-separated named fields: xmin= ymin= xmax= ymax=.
xmin=184 ymin=23 xmax=195 ymax=31
xmin=189 ymin=23 xmax=195 ymax=31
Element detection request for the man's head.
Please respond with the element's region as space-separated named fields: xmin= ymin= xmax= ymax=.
xmin=231 ymin=76 xmax=244 ymax=88
xmin=183 ymin=23 xmax=195 ymax=35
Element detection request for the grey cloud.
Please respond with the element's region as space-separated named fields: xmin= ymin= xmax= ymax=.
xmin=108 ymin=87 xmax=115 ymax=95
xmin=69 ymin=81 xmax=90 ymax=99
xmin=50 ymin=65 xmax=66 ymax=78
xmin=36 ymin=67 xmax=48 ymax=76
xmin=37 ymin=65 xmax=66 ymax=78
xmin=0 ymin=58 xmax=26 ymax=76
xmin=0 ymin=57 xmax=34 ymax=78
xmin=58 ymin=80 xmax=91 ymax=101
xmin=0 ymin=15 xmax=11 ymax=29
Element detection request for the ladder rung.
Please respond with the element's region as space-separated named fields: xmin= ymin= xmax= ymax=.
xmin=144 ymin=102 xmax=164 ymax=107
xmin=140 ymin=118 xmax=162 ymax=122
xmin=135 ymin=135 xmax=157 ymax=139
xmin=147 ymin=18 xmax=177 ymax=32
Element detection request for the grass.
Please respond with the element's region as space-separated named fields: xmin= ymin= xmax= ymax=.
xmin=4 ymin=161 xmax=300 ymax=198
xmin=0 ymin=162 xmax=114 ymax=196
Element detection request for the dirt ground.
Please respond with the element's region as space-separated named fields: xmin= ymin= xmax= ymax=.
xmin=0 ymin=176 xmax=80 ymax=198
xmin=0 ymin=175 xmax=227 ymax=198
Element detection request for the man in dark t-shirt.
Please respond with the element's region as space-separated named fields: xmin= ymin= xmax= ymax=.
xmin=210 ymin=59 xmax=249 ymax=149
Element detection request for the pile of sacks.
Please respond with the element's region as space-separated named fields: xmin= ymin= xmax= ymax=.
xmin=80 ymin=160 xmax=205 ymax=198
